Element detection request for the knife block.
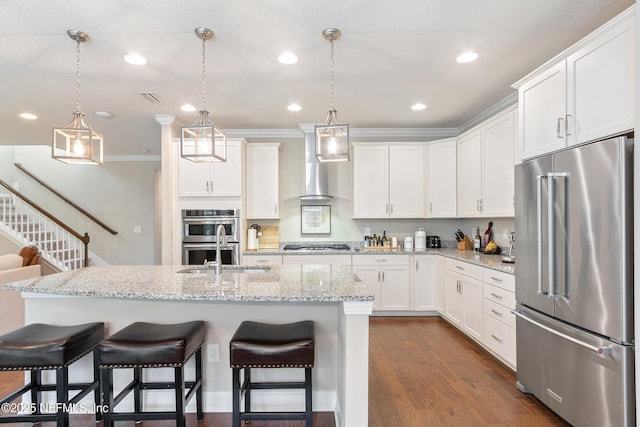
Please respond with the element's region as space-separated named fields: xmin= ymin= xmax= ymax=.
xmin=457 ymin=236 xmax=473 ymax=250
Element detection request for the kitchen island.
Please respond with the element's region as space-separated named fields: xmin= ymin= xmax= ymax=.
xmin=4 ymin=264 xmax=374 ymax=427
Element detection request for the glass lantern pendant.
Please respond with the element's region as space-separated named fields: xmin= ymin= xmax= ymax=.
xmin=52 ymin=30 xmax=103 ymax=165
xmin=181 ymin=28 xmax=226 ymax=163
xmin=315 ymin=28 xmax=349 ymax=162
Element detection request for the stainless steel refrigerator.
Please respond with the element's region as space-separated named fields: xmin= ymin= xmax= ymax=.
xmin=514 ymin=136 xmax=635 ymax=427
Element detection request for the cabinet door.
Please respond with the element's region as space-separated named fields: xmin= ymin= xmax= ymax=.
xmin=434 ymin=256 xmax=446 ymax=314
xmin=456 ymin=130 xmax=483 ymax=217
xmin=426 ymin=139 xmax=456 ymax=218
xmin=178 ymin=157 xmax=211 ymax=197
xmin=246 ymin=143 xmax=280 ymax=219
xmin=380 ymin=265 xmax=410 ymax=310
xmin=461 ymin=275 xmax=483 ymax=341
xmin=414 ymin=256 xmax=435 ymax=311
xmin=519 ymin=61 xmax=567 ymax=160
xmin=388 ymin=145 xmax=424 ymax=218
xmin=482 ymin=111 xmax=515 ymax=217
xmin=353 ymin=145 xmax=389 ymax=218
xmin=211 ymin=142 xmax=242 ymax=197
xmin=352 ymin=266 xmax=381 ymax=310
xmin=567 ymin=14 xmax=635 ymax=146
xmin=444 ymin=271 xmax=463 ymax=326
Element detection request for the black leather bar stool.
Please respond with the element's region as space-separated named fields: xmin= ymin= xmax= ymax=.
xmin=98 ymin=321 xmax=205 ymax=427
xmin=0 ymin=322 xmax=104 ymax=427
xmin=230 ymin=320 xmax=315 ymax=427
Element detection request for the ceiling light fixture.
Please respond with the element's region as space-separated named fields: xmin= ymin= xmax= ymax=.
xmin=19 ymin=113 xmax=38 ymax=120
xmin=278 ymin=52 xmax=298 ymax=65
xmin=52 ymin=30 xmax=103 ymax=165
xmin=287 ymin=103 xmax=302 ymax=112
xmin=181 ymin=104 xmax=196 ymax=112
xmin=456 ymin=51 xmax=478 ymax=63
xmin=180 ymin=27 xmax=226 ymax=163
xmin=411 ymin=103 xmax=427 ymax=111
xmin=315 ymin=28 xmax=349 ymax=162
xmin=124 ymin=53 xmax=147 ymax=65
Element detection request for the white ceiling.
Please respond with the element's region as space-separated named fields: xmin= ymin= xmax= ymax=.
xmin=0 ymin=0 xmax=634 ymax=156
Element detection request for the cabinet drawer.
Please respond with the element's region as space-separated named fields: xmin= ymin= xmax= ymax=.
xmin=283 ymin=254 xmax=351 ymax=265
xmin=242 ymin=255 xmax=282 ymax=265
xmin=482 ymin=269 xmax=515 ymax=292
xmin=483 ymin=314 xmax=516 ymax=367
xmin=483 ymin=283 xmax=516 ymax=310
xmin=483 ymin=298 xmax=516 ymax=328
xmin=444 ymin=258 xmax=482 ymax=279
xmin=352 ymin=254 xmax=409 ymax=266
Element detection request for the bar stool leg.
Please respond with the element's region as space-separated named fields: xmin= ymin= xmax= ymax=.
xmin=232 ymin=368 xmax=240 ymax=427
xmin=92 ymin=350 xmax=103 ymax=422
xmin=244 ymin=368 xmax=251 ymax=414
xmin=195 ymin=347 xmax=204 ymax=421
xmin=30 ymin=369 xmax=41 ymax=415
xmin=101 ymin=368 xmax=114 ymax=427
xmin=175 ymin=366 xmax=186 ymax=427
xmin=56 ymin=366 xmax=70 ymax=427
xmin=133 ymin=366 xmax=142 ymax=419
xmin=305 ymin=367 xmax=313 ymax=427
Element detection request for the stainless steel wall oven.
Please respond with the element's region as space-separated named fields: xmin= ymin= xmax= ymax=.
xmin=182 ymin=209 xmax=240 ymax=265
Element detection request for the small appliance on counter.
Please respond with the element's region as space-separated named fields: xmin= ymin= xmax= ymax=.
xmin=414 ymin=228 xmax=427 ymax=250
xmin=426 ymin=236 xmax=441 ymax=248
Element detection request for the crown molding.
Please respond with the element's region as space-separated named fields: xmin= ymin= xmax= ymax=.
xmin=458 ymin=92 xmax=518 ymax=133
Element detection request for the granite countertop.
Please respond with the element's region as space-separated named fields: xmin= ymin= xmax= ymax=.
xmin=244 ymin=241 xmax=515 ymax=275
xmin=3 ymin=265 xmax=374 ymax=303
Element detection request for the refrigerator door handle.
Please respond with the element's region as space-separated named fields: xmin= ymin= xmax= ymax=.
xmin=547 ymin=172 xmax=569 ymax=299
xmin=513 ymin=310 xmax=612 ymax=355
xmin=536 ymin=175 xmax=547 ymax=296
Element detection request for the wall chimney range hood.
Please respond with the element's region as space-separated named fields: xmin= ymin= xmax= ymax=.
xmin=300 ymin=124 xmax=332 ymax=202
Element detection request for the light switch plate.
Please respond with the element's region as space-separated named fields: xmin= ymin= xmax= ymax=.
xmin=133 ymin=226 xmax=142 ymax=234
xmin=207 ymin=344 xmax=219 ymax=362
xmin=502 ymin=229 xmax=509 ymax=240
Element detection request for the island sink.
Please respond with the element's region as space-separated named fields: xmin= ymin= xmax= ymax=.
xmin=178 ymin=265 xmax=271 ymax=274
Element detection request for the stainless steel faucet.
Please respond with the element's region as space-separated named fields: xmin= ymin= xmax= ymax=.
xmin=214 ymin=224 xmax=227 ymax=275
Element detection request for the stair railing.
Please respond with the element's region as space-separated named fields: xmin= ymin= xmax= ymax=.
xmin=0 ymin=180 xmax=89 ymax=270
xmin=14 ymin=163 xmax=117 ymax=235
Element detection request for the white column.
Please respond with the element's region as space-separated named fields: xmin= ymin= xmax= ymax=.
xmin=154 ymin=114 xmax=176 ymax=265
xmin=337 ymin=301 xmax=373 ymax=427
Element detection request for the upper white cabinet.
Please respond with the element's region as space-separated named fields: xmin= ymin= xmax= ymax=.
xmin=457 ymin=107 xmax=516 ymax=217
xmin=246 ymin=143 xmax=280 ymax=219
xmin=178 ymin=139 xmax=244 ymax=197
xmin=425 ymin=138 xmax=457 ymax=218
xmin=353 ymin=144 xmax=424 ymax=218
xmin=516 ymin=9 xmax=635 ymax=160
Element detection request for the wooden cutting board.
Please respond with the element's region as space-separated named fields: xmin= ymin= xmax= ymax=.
xmin=259 ymin=226 xmax=280 ymax=249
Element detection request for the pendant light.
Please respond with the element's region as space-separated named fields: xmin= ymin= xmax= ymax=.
xmin=181 ymin=28 xmax=226 ymax=163
xmin=52 ymin=30 xmax=103 ymax=165
xmin=315 ymin=28 xmax=349 ymax=162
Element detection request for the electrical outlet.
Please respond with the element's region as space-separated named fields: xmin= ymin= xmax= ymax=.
xmin=207 ymin=344 xmax=219 ymax=362
xmin=133 ymin=226 xmax=142 ymax=234
xmin=502 ymin=229 xmax=509 ymax=240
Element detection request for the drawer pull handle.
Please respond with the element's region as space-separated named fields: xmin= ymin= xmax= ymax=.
xmin=490 ymin=276 xmax=503 ymax=282
xmin=456 ymin=265 xmax=464 ymax=270
xmin=490 ymin=293 xmax=503 ymax=300
xmin=490 ymin=309 xmax=503 ymax=317
xmin=376 ymin=259 xmax=387 ymax=263
xmin=491 ymin=334 xmax=503 ymax=343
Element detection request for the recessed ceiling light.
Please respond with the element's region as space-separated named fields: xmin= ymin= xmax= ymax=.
xmin=411 ymin=103 xmax=427 ymax=111
xmin=95 ymin=111 xmax=113 ymax=118
xmin=456 ymin=52 xmax=478 ymax=63
xmin=124 ymin=53 xmax=147 ymax=65
xmin=19 ymin=112 xmax=38 ymax=120
xmin=287 ymin=103 xmax=302 ymax=112
xmin=181 ymin=104 xmax=196 ymax=112
xmin=278 ymin=52 xmax=299 ymax=65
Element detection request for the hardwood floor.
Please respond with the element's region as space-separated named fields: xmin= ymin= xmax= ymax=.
xmin=0 ymin=317 xmax=568 ymax=426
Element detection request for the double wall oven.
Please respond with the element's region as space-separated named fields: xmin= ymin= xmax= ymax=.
xmin=182 ymin=209 xmax=239 ymax=265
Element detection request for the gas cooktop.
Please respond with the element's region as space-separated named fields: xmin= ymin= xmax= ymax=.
xmin=282 ymin=243 xmax=351 ymax=251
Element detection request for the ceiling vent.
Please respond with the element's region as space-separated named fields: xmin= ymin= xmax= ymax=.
xmin=137 ymin=92 xmax=163 ymax=104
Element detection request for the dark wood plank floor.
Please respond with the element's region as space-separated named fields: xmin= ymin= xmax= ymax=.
xmin=0 ymin=317 xmax=568 ymax=426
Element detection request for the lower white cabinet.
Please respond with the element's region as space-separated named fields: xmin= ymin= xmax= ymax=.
xmin=282 ymin=255 xmax=351 ymax=265
xmin=413 ymin=255 xmax=435 ymax=311
xmin=241 ymin=254 xmax=282 ymax=265
xmin=434 ymin=256 xmax=446 ymax=314
xmin=444 ymin=259 xmax=483 ymax=341
xmin=482 ymin=269 xmax=516 ymax=368
xmin=352 ymin=255 xmax=410 ymax=311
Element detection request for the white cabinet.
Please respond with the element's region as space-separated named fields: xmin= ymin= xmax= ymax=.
xmin=434 ymin=255 xmax=446 ymax=314
xmin=178 ymin=139 xmax=243 ymax=197
xmin=444 ymin=259 xmax=483 ymax=341
xmin=482 ymin=269 xmax=516 ymax=368
xmin=352 ymin=255 xmax=411 ymax=311
xmin=282 ymin=254 xmax=351 ymax=265
xmin=241 ymin=254 xmax=282 ymax=265
xmin=517 ymin=10 xmax=635 ymax=160
xmin=246 ymin=143 xmax=280 ymax=219
xmin=353 ymin=144 xmax=424 ymax=218
xmin=425 ymin=138 xmax=457 ymax=218
xmin=413 ymin=255 xmax=435 ymax=311
xmin=457 ymin=108 xmax=516 ymax=217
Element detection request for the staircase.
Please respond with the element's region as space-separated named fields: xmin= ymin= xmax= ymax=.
xmin=0 ymin=192 xmax=87 ymax=271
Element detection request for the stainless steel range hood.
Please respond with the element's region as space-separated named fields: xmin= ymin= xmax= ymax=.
xmin=300 ymin=126 xmax=332 ymax=202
